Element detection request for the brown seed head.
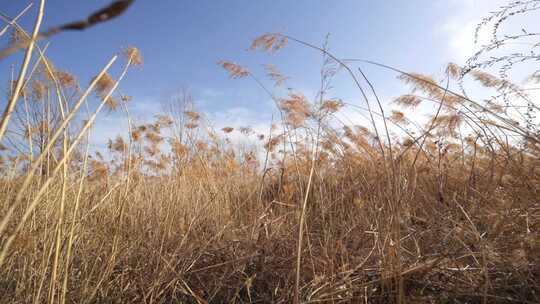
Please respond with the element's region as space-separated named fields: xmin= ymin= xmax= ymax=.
xmin=218 ymin=61 xmax=249 ymax=79
xmin=389 ymin=110 xmax=407 ymax=124
xmin=393 ymin=94 xmax=422 ymax=108
xmin=123 ymin=46 xmax=143 ymax=66
xmin=250 ymin=33 xmax=288 ymax=53
xmin=280 ymin=92 xmax=312 ymax=128
xmin=320 ymin=99 xmax=343 ymax=113
xmin=56 ymin=70 xmax=77 ymax=88
xmin=184 ymin=111 xmax=200 ymax=121
xmin=222 ymin=127 xmax=234 ymax=133
xmin=446 ymin=63 xmax=462 ymax=80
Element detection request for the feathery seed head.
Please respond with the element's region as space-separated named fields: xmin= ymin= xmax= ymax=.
xmin=240 ymin=126 xmax=253 ymax=135
xmin=250 ymin=33 xmax=288 ymax=53
xmin=123 ymin=46 xmax=143 ymax=66
xmin=56 ymin=70 xmax=77 ymax=88
xmin=264 ymin=64 xmax=289 ymax=86
xmin=280 ymin=92 xmax=312 ymax=128
xmin=320 ymin=99 xmax=343 ymax=113
xmin=470 ymin=70 xmax=503 ymax=88
xmin=446 ymin=63 xmax=462 ymax=80
xmin=94 ymin=73 xmax=114 ymax=94
xmin=108 ymin=136 xmax=127 ymax=153
xmin=222 ymin=127 xmax=234 ymax=133
xmin=184 ymin=111 xmax=201 ymax=121
xmin=156 ymin=114 xmax=173 ymax=127
xmin=390 ymin=110 xmax=407 ymax=124
xmin=31 ymin=80 xmax=46 ymax=101
xmin=218 ymin=61 xmax=249 ymax=79
xmin=104 ymin=96 xmax=119 ymax=111
xmin=393 ymin=94 xmax=422 ymax=108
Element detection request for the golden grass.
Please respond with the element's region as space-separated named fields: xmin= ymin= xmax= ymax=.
xmin=0 ymin=2 xmax=539 ymax=304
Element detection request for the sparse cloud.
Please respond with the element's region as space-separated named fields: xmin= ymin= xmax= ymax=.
xmin=441 ymin=0 xmax=508 ymax=63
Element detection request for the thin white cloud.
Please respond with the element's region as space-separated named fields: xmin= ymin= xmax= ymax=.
xmin=441 ymin=0 xmax=508 ymax=63
xmin=445 ymin=20 xmax=491 ymax=63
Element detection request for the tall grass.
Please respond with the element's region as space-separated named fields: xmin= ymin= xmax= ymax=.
xmin=0 ymin=1 xmax=538 ymax=303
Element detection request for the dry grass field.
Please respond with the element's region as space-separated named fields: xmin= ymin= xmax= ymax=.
xmin=0 ymin=1 xmax=538 ymax=303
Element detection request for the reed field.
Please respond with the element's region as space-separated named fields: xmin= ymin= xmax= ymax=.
xmin=0 ymin=1 xmax=538 ymax=303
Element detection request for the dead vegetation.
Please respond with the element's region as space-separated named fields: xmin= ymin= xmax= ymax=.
xmin=0 ymin=1 xmax=538 ymax=303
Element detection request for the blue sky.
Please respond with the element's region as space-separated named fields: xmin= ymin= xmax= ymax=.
xmin=1 ymin=0 xmax=536 ymax=149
